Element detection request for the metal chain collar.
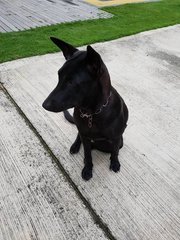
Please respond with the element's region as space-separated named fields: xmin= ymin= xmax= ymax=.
xmin=79 ymin=92 xmax=112 ymax=128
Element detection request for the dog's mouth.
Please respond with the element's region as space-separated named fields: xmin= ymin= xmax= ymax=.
xmin=42 ymin=100 xmax=74 ymax=113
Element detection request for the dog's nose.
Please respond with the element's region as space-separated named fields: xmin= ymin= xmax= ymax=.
xmin=42 ymin=100 xmax=52 ymax=111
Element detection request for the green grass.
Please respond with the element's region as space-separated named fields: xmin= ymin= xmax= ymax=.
xmin=0 ymin=0 xmax=180 ymax=63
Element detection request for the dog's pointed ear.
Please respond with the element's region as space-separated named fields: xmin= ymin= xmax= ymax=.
xmin=50 ymin=37 xmax=78 ymax=60
xmin=86 ymin=45 xmax=101 ymax=72
xmin=87 ymin=45 xmax=111 ymax=99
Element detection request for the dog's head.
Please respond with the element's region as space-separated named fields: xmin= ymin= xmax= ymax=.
xmin=42 ymin=37 xmax=110 ymax=112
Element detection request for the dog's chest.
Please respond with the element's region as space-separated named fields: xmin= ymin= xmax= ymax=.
xmin=74 ymin=109 xmax=104 ymax=138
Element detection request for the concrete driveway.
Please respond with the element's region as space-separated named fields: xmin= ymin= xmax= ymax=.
xmin=0 ymin=25 xmax=180 ymax=240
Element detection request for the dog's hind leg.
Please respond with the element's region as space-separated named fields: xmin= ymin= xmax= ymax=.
xmin=70 ymin=133 xmax=81 ymax=154
xmin=110 ymin=138 xmax=121 ymax=173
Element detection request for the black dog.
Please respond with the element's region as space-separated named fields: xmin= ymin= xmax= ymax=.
xmin=43 ymin=37 xmax=128 ymax=181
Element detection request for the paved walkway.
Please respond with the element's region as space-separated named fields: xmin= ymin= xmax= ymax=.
xmin=0 ymin=25 xmax=180 ymax=240
xmin=0 ymin=0 xmax=111 ymax=32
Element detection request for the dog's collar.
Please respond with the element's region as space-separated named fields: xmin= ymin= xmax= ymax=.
xmin=79 ymin=92 xmax=112 ymax=128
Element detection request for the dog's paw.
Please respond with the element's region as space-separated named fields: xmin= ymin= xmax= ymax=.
xmin=110 ymin=160 xmax=121 ymax=173
xmin=81 ymin=167 xmax=92 ymax=181
xmin=70 ymin=143 xmax=80 ymax=154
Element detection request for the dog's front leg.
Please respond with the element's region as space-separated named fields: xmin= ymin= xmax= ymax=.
xmin=81 ymin=138 xmax=93 ymax=181
xmin=70 ymin=133 xmax=81 ymax=154
xmin=110 ymin=138 xmax=121 ymax=173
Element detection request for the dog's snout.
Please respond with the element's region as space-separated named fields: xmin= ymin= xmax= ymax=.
xmin=42 ymin=99 xmax=54 ymax=111
xmin=42 ymin=98 xmax=63 ymax=112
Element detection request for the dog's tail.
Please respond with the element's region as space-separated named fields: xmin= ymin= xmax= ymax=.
xmin=63 ymin=110 xmax=75 ymax=124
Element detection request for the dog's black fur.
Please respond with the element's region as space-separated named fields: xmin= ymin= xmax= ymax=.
xmin=43 ymin=37 xmax=128 ymax=180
